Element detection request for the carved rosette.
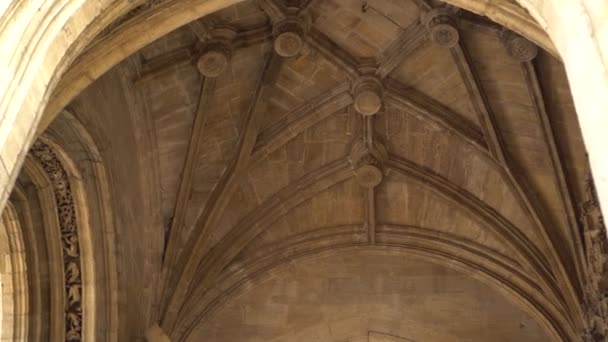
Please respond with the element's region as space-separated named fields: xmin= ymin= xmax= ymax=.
xmin=352 ymin=75 xmax=384 ymax=116
xmin=581 ymin=176 xmax=608 ymax=341
xmin=500 ymin=30 xmax=538 ymax=62
xmin=272 ymin=11 xmax=309 ymax=57
xmin=350 ymin=138 xmax=388 ymax=188
xmin=197 ymin=41 xmax=232 ymax=77
xmin=30 ymin=141 xmax=83 ymax=342
xmin=196 ymin=27 xmax=236 ymax=77
xmin=423 ymin=10 xmax=459 ymax=48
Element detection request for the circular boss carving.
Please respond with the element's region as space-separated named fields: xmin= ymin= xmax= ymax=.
xmin=273 ymin=17 xmax=307 ymax=58
xmin=501 ymin=30 xmax=538 ymax=62
xmin=423 ymin=10 xmax=459 ymax=48
xmin=353 ymin=76 xmax=384 ymax=116
xmin=197 ymin=42 xmax=232 ymax=77
xmin=355 ymin=164 xmax=383 ymax=188
xmin=274 ymin=31 xmax=304 ymax=57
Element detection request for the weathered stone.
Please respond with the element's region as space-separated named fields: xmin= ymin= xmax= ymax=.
xmin=423 ymin=9 xmax=460 ymax=48
xmin=272 ymin=16 xmax=308 ymax=57
xmin=197 ymin=46 xmax=231 ymax=77
xmin=352 ymin=76 xmax=384 ymax=116
xmin=354 ymin=163 xmax=383 ymax=188
xmin=500 ymin=29 xmax=538 ymax=62
xmin=1 ymin=0 xmax=608 ymax=341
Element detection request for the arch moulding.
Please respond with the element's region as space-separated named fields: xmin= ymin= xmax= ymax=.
xmin=173 ymin=241 xmax=578 ymax=342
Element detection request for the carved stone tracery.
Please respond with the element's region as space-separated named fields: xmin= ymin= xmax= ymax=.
xmin=30 ymin=141 xmax=83 ymax=342
xmin=582 ymin=176 xmax=608 ymax=341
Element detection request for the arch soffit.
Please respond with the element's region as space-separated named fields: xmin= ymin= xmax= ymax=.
xmin=19 ymin=126 xmax=118 ymax=342
xmin=44 ymin=110 xmax=120 ymax=342
xmin=7 ymin=185 xmax=45 ymax=341
xmin=20 ymin=155 xmax=65 ymax=340
xmin=174 ymin=243 xmax=577 ymax=342
xmin=41 ymin=123 xmax=119 ymax=342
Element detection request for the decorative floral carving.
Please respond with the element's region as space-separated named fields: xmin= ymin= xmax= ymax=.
xmin=422 ymin=9 xmax=459 ymax=48
xmin=30 ymin=141 xmax=83 ymax=342
xmin=500 ymin=29 xmax=538 ymax=62
xmin=581 ymin=176 xmax=608 ymax=341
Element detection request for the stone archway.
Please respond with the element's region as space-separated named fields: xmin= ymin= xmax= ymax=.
xmin=0 ymin=115 xmax=119 ymax=340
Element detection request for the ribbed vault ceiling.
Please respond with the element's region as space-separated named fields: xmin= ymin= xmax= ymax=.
xmin=60 ymin=0 xmax=596 ymax=340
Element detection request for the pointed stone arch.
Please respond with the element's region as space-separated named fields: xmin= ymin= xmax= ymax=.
xmin=0 ymin=111 xmax=120 ymax=341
